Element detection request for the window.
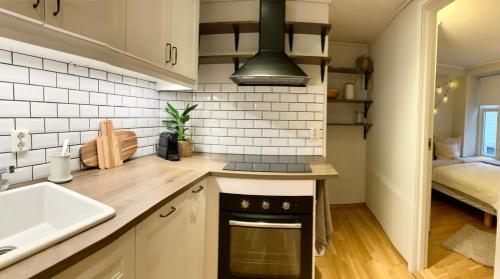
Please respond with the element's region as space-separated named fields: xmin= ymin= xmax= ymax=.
xmin=480 ymin=107 xmax=499 ymax=157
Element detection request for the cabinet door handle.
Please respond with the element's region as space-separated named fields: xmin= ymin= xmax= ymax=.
xmin=53 ymin=0 xmax=61 ymax=16
xmin=160 ymin=206 xmax=176 ymax=218
xmin=165 ymin=43 xmax=172 ymax=64
xmin=192 ymin=186 xmax=204 ymax=193
xmin=172 ymin=46 xmax=178 ymax=66
xmin=32 ymin=0 xmax=40 ymax=9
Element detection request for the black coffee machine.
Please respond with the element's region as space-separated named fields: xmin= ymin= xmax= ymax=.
xmin=158 ymin=132 xmax=180 ymax=161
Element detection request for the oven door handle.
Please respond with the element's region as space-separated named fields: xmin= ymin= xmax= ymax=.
xmin=229 ymin=220 xmax=302 ymax=229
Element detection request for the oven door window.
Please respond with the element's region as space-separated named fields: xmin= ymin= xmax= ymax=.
xmin=229 ymin=220 xmax=302 ymax=278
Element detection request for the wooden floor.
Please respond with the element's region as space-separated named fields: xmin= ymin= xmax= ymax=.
xmin=316 ymin=193 xmax=495 ymax=279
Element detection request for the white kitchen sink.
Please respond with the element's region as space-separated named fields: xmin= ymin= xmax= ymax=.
xmin=0 ymin=182 xmax=115 ymax=270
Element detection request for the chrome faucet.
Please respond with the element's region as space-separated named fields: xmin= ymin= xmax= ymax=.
xmin=0 ymin=166 xmax=14 ymax=192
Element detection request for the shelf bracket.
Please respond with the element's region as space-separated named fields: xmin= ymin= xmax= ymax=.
xmin=320 ymin=26 xmax=328 ymax=54
xmin=364 ymin=124 xmax=372 ymax=140
xmin=320 ymin=59 xmax=326 ymax=83
xmin=288 ymin=24 xmax=295 ymax=52
xmin=232 ymin=24 xmax=240 ymax=52
xmin=233 ymin=57 xmax=240 ymax=72
xmin=364 ymin=102 xmax=373 ymax=118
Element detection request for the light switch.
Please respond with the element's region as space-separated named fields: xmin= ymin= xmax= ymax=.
xmin=11 ymin=129 xmax=30 ymax=152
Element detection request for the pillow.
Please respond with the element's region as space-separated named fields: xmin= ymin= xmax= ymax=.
xmin=434 ymin=140 xmax=461 ymax=160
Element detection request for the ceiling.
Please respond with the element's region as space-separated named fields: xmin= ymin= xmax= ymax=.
xmin=438 ymin=0 xmax=500 ymax=67
xmin=329 ymin=0 xmax=409 ymax=43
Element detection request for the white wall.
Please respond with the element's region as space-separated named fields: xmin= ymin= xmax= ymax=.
xmin=433 ymin=65 xmax=466 ymax=139
xmin=326 ymin=41 xmax=369 ymax=204
xmin=366 ymin=0 xmax=426 ymax=262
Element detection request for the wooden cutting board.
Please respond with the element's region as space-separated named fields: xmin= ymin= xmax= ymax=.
xmin=80 ymin=128 xmax=138 ymax=168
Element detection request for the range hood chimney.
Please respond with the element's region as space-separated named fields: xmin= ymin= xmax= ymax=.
xmin=230 ymin=0 xmax=310 ymax=87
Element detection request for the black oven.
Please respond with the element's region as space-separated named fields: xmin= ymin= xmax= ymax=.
xmin=218 ymin=193 xmax=313 ymax=279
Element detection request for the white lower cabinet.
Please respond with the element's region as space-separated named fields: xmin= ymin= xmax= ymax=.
xmin=53 ymin=229 xmax=136 ymax=279
xmin=136 ymin=181 xmax=207 ymax=279
xmin=54 ymin=180 xmax=207 ymax=279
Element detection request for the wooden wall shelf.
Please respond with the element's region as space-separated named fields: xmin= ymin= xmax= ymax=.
xmin=199 ymin=54 xmax=331 ymax=82
xmin=328 ymin=99 xmax=373 ymax=118
xmin=327 ymin=123 xmax=373 ymax=139
xmin=328 ymin=67 xmax=359 ymax=74
xmin=199 ymin=21 xmax=331 ymax=53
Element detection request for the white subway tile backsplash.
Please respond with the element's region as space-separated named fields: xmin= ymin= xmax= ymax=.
xmin=115 ymin=84 xmax=130 ymax=96
xmin=0 ymin=50 xmax=12 ymax=63
xmin=32 ymin=133 xmax=58 ymax=149
xmin=90 ymin=69 xmax=107 ymax=80
xmin=0 ymin=64 xmax=29 ymax=83
xmin=80 ymin=105 xmax=99 ymax=117
xmin=70 ymin=118 xmax=89 ymax=131
xmin=0 ymin=100 xmax=30 ymax=117
xmin=253 ymin=138 xmax=270 ymax=146
xmin=44 ymin=59 xmax=67 ymax=73
xmin=57 ymin=73 xmax=79 ymax=89
xmin=44 ymin=87 xmax=68 ymax=103
xmin=90 ymin=92 xmax=107 ymax=105
xmin=80 ymin=77 xmax=98 ymax=91
xmin=68 ymin=64 xmax=89 ymax=77
xmin=0 ymin=82 xmax=13 ymax=100
xmin=108 ymin=94 xmax=122 ymax=106
xmin=108 ymin=73 xmax=122 ymax=83
xmin=69 ymin=90 xmax=89 ymax=104
xmin=99 ymin=80 xmax=114 ymax=93
xmin=58 ymin=104 xmax=79 ymax=117
xmin=16 ymin=118 xmax=44 ymax=133
xmin=17 ymin=149 xmax=45 ymax=167
xmin=204 ymin=84 xmax=220 ymax=92
xmin=280 ymin=94 xmax=298 ymax=103
xmin=33 ymin=163 xmax=50 ymax=180
xmin=271 ymin=103 xmax=288 ymax=111
xmin=221 ymin=84 xmax=237 ymax=92
xmin=14 ymin=84 xmax=43 ymax=101
xmin=13 ymin=53 xmax=42 ymax=69
xmin=0 ymin=136 xmax=10 ymax=152
xmin=99 ymin=106 xmax=114 ymax=117
xmin=0 ymin=119 xmax=14 ymax=135
xmin=45 ymin=118 xmax=69 ymax=132
xmin=5 ymin=166 xmax=32 ymax=184
xmin=30 ymin=69 xmax=56 ymax=86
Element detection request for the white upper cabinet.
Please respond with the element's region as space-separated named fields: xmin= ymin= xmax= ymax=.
xmin=44 ymin=0 xmax=126 ymax=50
xmin=169 ymin=0 xmax=199 ymax=80
xmin=125 ymin=0 xmax=172 ymax=68
xmin=126 ymin=0 xmax=199 ymax=80
xmin=0 ymin=0 xmax=45 ymax=23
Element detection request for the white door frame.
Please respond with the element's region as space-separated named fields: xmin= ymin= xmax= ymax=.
xmin=414 ymin=1 xmax=500 ymax=276
xmin=411 ymin=0 xmax=454 ymax=272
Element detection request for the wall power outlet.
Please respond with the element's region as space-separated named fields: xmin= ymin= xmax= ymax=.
xmin=11 ymin=129 xmax=30 ymax=152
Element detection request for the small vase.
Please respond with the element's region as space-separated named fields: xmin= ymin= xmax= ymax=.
xmin=178 ymin=140 xmax=193 ymax=157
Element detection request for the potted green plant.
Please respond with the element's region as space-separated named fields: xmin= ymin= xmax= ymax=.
xmin=162 ymin=102 xmax=198 ymax=157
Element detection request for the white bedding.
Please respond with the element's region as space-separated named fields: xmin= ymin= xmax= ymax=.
xmin=433 ymin=162 xmax=500 ymax=210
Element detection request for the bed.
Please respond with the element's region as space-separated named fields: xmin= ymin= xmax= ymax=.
xmin=432 ymin=158 xmax=500 ymax=227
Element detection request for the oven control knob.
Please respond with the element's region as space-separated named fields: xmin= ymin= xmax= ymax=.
xmin=282 ymin=201 xmax=291 ymax=211
xmin=261 ymin=201 xmax=270 ymax=210
xmin=240 ymin=199 xmax=250 ymax=209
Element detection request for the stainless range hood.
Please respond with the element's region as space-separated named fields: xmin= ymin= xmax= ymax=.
xmin=230 ymin=0 xmax=310 ymax=87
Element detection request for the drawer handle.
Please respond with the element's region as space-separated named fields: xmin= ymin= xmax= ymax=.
xmin=53 ymin=0 xmax=61 ymax=16
xmin=32 ymin=0 xmax=40 ymax=9
xmin=172 ymin=46 xmax=178 ymax=65
xmin=166 ymin=43 xmax=172 ymax=64
xmin=160 ymin=206 xmax=176 ymax=218
xmin=192 ymin=186 xmax=204 ymax=193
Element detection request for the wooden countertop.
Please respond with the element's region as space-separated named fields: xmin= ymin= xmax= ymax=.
xmin=0 ymin=153 xmax=337 ymax=278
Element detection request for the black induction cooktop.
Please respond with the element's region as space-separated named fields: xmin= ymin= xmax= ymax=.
xmin=223 ymin=155 xmax=312 ymax=173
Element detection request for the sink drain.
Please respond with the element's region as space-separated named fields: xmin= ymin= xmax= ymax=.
xmin=0 ymin=246 xmax=16 ymax=256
